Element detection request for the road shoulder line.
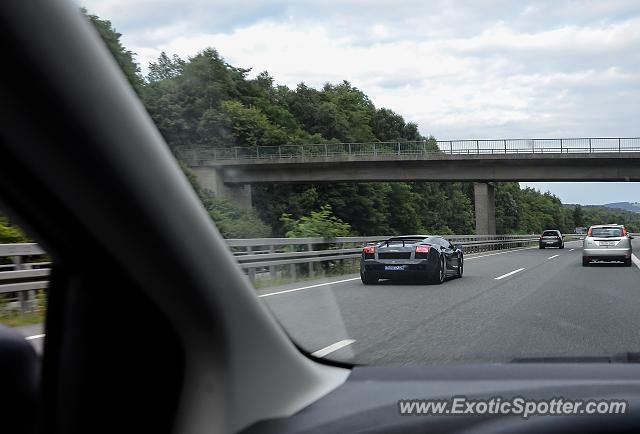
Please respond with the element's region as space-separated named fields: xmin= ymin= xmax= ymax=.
xmin=259 ymin=277 xmax=360 ymax=298
xmin=311 ymin=339 xmax=355 ymax=358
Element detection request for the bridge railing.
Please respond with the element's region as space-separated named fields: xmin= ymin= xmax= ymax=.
xmin=177 ymin=137 xmax=640 ymax=164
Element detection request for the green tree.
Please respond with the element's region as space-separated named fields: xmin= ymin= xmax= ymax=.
xmin=0 ymin=216 xmax=27 ymax=244
xmin=83 ymin=8 xmax=144 ymax=93
xmin=207 ymin=198 xmax=271 ymax=238
xmin=147 ymin=52 xmax=185 ymax=82
xmin=217 ymin=100 xmax=287 ymax=147
xmin=281 ymin=205 xmax=351 ymax=238
xmin=572 ymin=204 xmax=585 ymax=227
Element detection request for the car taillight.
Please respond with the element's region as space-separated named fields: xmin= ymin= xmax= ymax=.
xmin=363 ymin=246 xmax=375 ymax=254
xmin=623 ymin=227 xmax=628 ymax=236
xmin=415 ymin=245 xmax=431 ymax=253
xmin=587 ymin=227 xmax=592 ymax=236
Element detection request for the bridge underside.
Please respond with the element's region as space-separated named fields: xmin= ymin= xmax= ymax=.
xmin=190 ymin=152 xmax=640 ymax=235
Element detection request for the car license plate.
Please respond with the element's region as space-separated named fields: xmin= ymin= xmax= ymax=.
xmin=600 ymin=241 xmax=615 ymax=246
xmin=384 ymin=265 xmax=405 ymax=271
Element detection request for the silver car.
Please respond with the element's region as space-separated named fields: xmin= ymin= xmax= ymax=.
xmin=582 ymin=224 xmax=634 ymax=266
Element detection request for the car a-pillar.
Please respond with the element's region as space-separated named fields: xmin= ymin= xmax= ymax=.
xmin=190 ymin=166 xmax=252 ymax=209
xmin=474 ymin=182 xmax=496 ymax=235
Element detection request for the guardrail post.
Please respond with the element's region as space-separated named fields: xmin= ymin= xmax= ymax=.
xmin=246 ymin=246 xmax=256 ymax=282
xmin=450 ymin=141 xmax=453 ymax=154
xmin=476 ymin=140 xmax=479 ymax=154
xmin=324 ymin=144 xmax=328 ymax=156
xmin=256 ymin=147 xmax=260 ymax=159
xmin=278 ymin=146 xmax=282 ymax=159
xmin=348 ymin=143 xmax=352 ymax=154
xmin=619 ymin=138 xmax=621 ymax=152
xmin=504 ymin=139 xmax=507 ymax=154
xmin=373 ymin=142 xmax=377 ymax=156
xmin=589 ymin=138 xmax=592 ymax=152
xmin=269 ymin=245 xmax=276 ymax=279
xmin=397 ymin=142 xmax=401 ymax=155
xmin=290 ymin=263 xmax=297 ymax=280
xmin=12 ymin=255 xmax=29 ymax=314
xmin=234 ymin=147 xmax=238 ymax=159
xmin=560 ymin=138 xmax=563 ymax=153
xmin=308 ymin=243 xmax=314 ymax=277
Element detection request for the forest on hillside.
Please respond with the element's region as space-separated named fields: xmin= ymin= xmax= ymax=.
xmin=3 ymin=10 xmax=639 ymax=242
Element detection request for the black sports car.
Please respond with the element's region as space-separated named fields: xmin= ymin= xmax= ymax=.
xmin=360 ymin=235 xmax=463 ymax=285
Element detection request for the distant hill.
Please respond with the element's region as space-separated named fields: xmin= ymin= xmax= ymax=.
xmin=601 ymin=202 xmax=640 ymax=213
xmin=567 ymin=202 xmax=640 ymax=213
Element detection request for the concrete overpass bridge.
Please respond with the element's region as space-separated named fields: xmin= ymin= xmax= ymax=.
xmin=182 ymin=138 xmax=640 ymax=234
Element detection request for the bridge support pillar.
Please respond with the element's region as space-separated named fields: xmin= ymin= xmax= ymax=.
xmin=474 ymin=182 xmax=496 ymax=235
xmin=191 ymin=167 xmax=252 ymax=209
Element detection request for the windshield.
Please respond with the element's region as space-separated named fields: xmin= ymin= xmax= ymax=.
xmin=6 ymin=1 xmax=640 ymax=367
xmin=591 ymin=227 xmax=624 ymax=238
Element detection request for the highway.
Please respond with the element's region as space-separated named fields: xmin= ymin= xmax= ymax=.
xmin=258 ymin=239 xmax=640 ymax=365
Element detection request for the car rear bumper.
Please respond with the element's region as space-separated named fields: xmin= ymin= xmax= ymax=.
xmin=583 ymin=248 xmax=631 ymax=260
xmin=361 ymin=260 xmax=438 ymax=278
xmin=540 ymin=240 xmax=562 ymax=247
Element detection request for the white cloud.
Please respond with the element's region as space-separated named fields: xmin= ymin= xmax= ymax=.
xmin=78 ymin=0 xmax=640 ymax=140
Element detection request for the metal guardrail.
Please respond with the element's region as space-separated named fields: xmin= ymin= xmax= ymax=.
xmin=228 ymin=235 xmax=549 ymax=281
xmin=177 ymin=138 xmax=640 ymax=164
xmin=0 ymin=243 xmax=49 ymax=314
xmin=0 ymin=233 xmax=604 ymax=295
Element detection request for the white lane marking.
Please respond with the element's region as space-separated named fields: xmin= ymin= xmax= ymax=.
xmin=547 ymin=254 xmax=559 ymax=259
xmin=25 ymin=334 xmax=45 ymax=341
xmin=311 ymin=339 xmax=355 ymax=358
xmin=632 ymin=254 xmax=640 ymax=270
xmin=568 ymin=249 xmax=575 ymax=251
xmin=465 ymin=246 xmax=536 ymax=261
xmin=259 ymin=243 xmax=574 ymax=296
xmin=258 ymin=277 xmax=360 ymax=298
xmin=495 ymin=268 xmax=525 ymax=280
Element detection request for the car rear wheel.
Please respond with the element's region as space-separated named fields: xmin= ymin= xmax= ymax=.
xmin=624 ymin=258 xmax=632 ymax=267
xmin=559 ymin=243 xmax=564 ymax=249
xmin=429 ymin=256 xmax=445 ymax=284
xmin=539 ymin=245 xmax=544 ymax=249
xmin=582 ymin=257 xmax=589 ymax=266
xmin=360 ymin=271 xmax=378 ymax=285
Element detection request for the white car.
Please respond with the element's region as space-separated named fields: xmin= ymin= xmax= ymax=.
xmin=582 ymin=225 xmax=633 ymax=266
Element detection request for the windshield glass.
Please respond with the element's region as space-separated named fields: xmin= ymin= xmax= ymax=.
xmin=591 ymin=227 xmax=624 ymax=238
xmin=62 ymin=1 xmax=640 ymax=366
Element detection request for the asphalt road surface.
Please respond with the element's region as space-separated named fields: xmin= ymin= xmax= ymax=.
xmin=259 ymin=240 xmax=640 ymax=365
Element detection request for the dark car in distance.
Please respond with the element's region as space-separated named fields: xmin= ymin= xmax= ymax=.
xmin=539 ymin=229 xmax=564 ymax=249
xmin=360 ymin=235 xmax=463 ymax=285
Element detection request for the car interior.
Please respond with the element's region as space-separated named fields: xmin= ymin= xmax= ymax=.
xmin=2 ymin=2 xmax=640 ymax=433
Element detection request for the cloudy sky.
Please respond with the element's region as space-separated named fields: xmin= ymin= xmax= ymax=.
xmin=78 ymin=0 xmax=640 ymax=205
